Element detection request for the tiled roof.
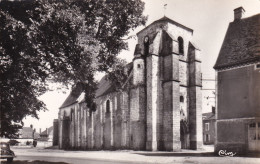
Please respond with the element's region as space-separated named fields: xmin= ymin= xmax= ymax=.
xmin=19 ymin=127 xmax=35 ymax=139
xmin=202 ymin=112 xmax=216 ymax=120
xmin=214 ymin=14 xmax=260 ymax=70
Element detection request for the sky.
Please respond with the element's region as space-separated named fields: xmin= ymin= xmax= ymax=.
xmin=23 ymin=0 xmax=260 ymax=132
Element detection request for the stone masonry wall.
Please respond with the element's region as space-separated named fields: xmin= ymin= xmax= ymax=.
xmin=58 ymin=17 xmax=202 ymax=152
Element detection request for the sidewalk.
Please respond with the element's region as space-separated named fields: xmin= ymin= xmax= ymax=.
xmin=12 ymin=146 xmax=260 ymax=164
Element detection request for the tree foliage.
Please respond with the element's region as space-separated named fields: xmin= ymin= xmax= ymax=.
xmin=0 ymin=0 xmax=146 ymax=138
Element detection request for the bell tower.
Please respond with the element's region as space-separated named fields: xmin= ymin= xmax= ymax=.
xmin=133 ymin=44 xmax=145 ymax=85
xmin=129 ymin=43 xmax=147 ymax=150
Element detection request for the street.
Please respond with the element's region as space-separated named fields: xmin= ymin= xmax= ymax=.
xmin=1 ymin=156 xmax=136 ymax=164
xmin=0 ymin=146 xmax=259 ymax=164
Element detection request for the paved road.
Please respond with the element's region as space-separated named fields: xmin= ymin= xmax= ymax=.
xmin=1 ymin=156 xmax=138 ymax=164
xmin=3 ymin=146 xmax=259 ymax=164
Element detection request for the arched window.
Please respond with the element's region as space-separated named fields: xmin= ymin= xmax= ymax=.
xmin=106 ymin=100 xmax=110 ymax=113
xmin=180 ymin=96 xmax=184 ymax=103
xmin=178 ymin=37 xmax=184 ymax=55
xmin=144 ymin=36 xmax=149 ymax=55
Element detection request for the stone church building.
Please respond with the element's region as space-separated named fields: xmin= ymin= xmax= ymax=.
xmin=58 ymin=16 xmax=203 ymax=151
xmin=214 ymin=7 xmax=260 ymax=154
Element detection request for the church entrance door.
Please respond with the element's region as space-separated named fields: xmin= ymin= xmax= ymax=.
xmin=180 ymin=120 xmax=190 ymax=149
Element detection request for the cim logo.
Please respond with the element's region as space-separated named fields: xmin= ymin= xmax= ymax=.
xmin=218 ymin=150 xmax=237 ymax=157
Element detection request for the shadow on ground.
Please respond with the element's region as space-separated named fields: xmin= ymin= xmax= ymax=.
xmin=1 ymin=160 xmax=69 ymax=164
xmin=135 ymin=152 xmax=260 ymax=158
xmin=135 ymin=152 xmax=215 ymax=157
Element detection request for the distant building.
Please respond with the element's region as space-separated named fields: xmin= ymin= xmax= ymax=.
xmin=39 ymin=126 xmax=53 ymax=142
xmin=18 ymin=125 xmax=39 ymax=139
xmin=17 ymin=125 xmax=39 ymax=145
xmin=214 ymin=7 xmax=260 ymax=154
xmin=37 ymin=126 xmax=53 ymax=147
xmin=202 ymin=107 xmax=216 ymax=145
xmin=58 ymin=16 xmax=203 ymax=151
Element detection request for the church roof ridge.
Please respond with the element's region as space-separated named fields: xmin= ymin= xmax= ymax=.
xmin=60 ymin=62 xmax=133 ymax=109
xmin=137 ymin=16 xmax=193 ymax=36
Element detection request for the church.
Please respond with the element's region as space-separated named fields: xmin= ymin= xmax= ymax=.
xmin=57 ymin=16 xmax=203 ymax=151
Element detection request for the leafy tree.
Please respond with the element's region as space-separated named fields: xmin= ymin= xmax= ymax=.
xmin=0 ymin=0 xmax=147 ymax=138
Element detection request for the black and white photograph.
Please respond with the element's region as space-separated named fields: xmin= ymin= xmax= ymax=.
xmin=0 ymin=0 xmax=260 ymax=163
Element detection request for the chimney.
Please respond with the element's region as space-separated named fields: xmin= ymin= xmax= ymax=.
xmin=212 ymin=106 xmax=216 ymax=114
xmin=234 ymin=7 xmax=245 ymax=20
xmin=40 ymin=128 xmax=41 ymax=134
xmin=46 ymin=128 xmax=48 ymax=135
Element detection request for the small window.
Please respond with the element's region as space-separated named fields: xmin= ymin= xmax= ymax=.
xmin=249 ymin=123 xmax=256 ymax=128
xmin=205 ymin=134 xmax=210 ymax=142
xmin=137 ymin=64 xmax=141 ymax=68
xmin=205 ymin=123 xmax=210 ymax=131
xmin=106 ymin=100 xmax=110 ymax=113
xmin=255 ymin=64 xmax=260 ymax=69
xmin=180 ymin=96 xmax=184 ymax=102
xmin=178 ymin=37 xmax=184 ymax=55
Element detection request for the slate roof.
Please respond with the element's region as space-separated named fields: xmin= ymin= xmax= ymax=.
xmin=95 ymin=75 xmax=115 ymax=98
xmin=60 ymin=62 xmax=133 ymax=109
xmin=59 ymin=84 xmax=84 ymax=109
xmin=214 ymin=13 xmax=260 ymax=70
xmin=202 ymin=112 xmax=216 ymax=120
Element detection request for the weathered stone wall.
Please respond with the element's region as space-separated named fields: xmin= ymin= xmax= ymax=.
xmin=215 ymin=119 xmax=248 ymax=154
xmin=130 ymin=87 xmax=146 ymax=150
xmin=216 ymin=64 xmax=260 ymax=154
xmin=217 ymin=65 xmax=260 ymax=119
xmin=120 ymin=91 xmax=130 ymax=149
xmin=58 ymin=104 xmax=73 ymax=149
xmin=167 ymin=23 xmax=193 ymax=62
xmin=146 ymin=54 xmax=159 ymax=151
xmin=53 ymin=119 xmax=59 ymax=146
xmin=114 ymin=95 xmax=122 ymax=149
xmin=188 ymin=45 xmax=203 ymax=150
xmin=57 ymin=17 xmax=202 ymax=152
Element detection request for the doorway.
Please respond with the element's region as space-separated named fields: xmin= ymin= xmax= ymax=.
xmin=180 ymin=120 xmax=190 ymax=149
xmin=248 ymin=122 xmax=260 ymax=152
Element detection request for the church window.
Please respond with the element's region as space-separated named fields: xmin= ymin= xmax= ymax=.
xmin=205 ymin=123 xmax=210 ymax=131
xmin=106 ymin=100 xmax=110 ymax=113
xmin=144 ymin=36 xmax=149 ymax=55
xmin=178 ymin=37 xmax=184 ymax=55
xmin=180 ymin=96 xmax=184 ymax=102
